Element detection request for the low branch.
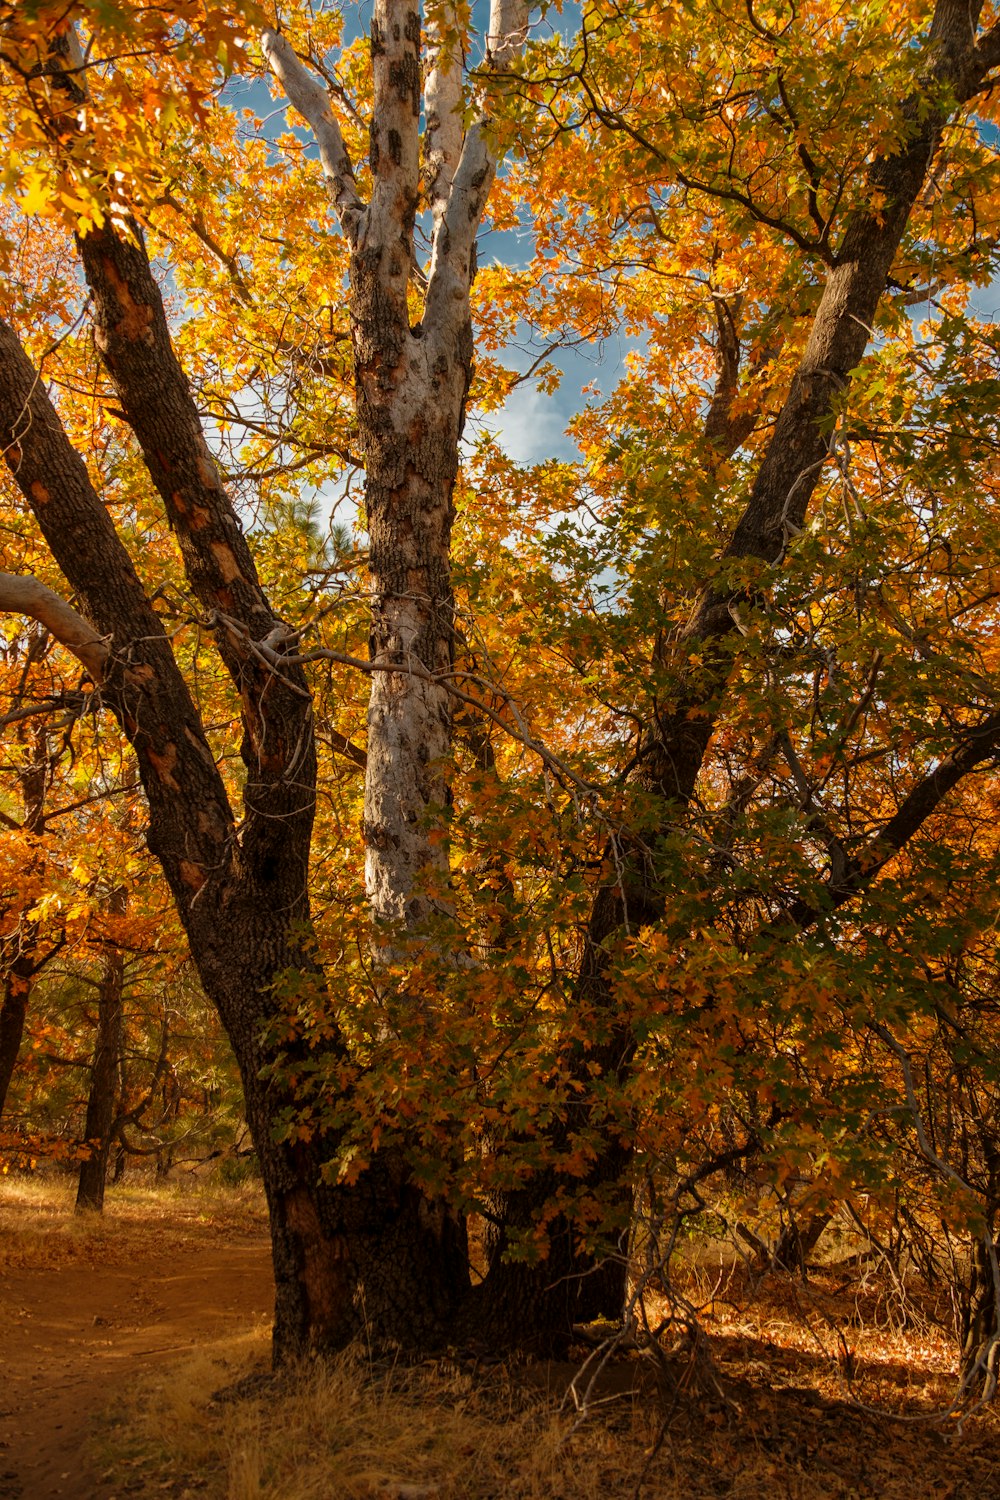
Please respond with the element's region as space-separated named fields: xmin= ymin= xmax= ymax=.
xmin=0 ymin=572 xmax=107 ymax=683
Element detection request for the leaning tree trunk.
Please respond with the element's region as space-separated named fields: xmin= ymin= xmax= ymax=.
xmin=76 ymin=886 xmax=127 ymax=1212
xmin=477 ymin=0 xmax=1000 ymax=1348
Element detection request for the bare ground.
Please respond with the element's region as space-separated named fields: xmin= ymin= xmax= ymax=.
xmin=0 ymin=1180 xmax=272 ymax=1500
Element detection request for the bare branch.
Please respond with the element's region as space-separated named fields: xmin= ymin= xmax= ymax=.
xmin=261 ymin=30 xmax=366 ymax=245
xmin=424 ymin=1 xmax=465 ymax=230
xmin=786 ymin=709 xmax=1000 ymax=927
xmin=0 ymin=572 xmax=107 ymax=683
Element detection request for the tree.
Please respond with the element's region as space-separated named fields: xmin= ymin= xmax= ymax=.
xmin=4 ymin=0 xmax=1000 ymax=1381
xmin=0 ymin=0 xmax=541 ymax=1358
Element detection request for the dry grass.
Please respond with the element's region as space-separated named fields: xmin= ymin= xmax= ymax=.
xmin=98 ymin=1280 xmax=1000 ymax=1500
xmin=6 ymin=1177 xmax=997 ymax=1498
xmin=0 ymin=1168 xmax=268 ymax=1272
xmin=98 ymin=1330 xmax=664 ymax=1499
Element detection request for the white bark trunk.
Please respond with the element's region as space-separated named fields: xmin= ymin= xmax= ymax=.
xmin=263 ymin=0 xmax=531 ymax=934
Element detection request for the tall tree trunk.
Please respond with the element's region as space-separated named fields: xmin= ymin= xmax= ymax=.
xmin=0 ymin=967 xmax=31 ymax=1120
xmin=0 ymin=720 xmax=49 ymax=1121
xmin=76 ymin=886 xmax=127 ymax=1212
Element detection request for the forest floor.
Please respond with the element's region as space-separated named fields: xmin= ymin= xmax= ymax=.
xmin=0 ymin=1176 xmax=997 ymax=1499
xmin=0 ymin=1175 xmax=272 ymax=1500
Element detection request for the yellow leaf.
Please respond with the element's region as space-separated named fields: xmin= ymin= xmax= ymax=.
xmin=17 ymin=171 xmax=53 ymax=218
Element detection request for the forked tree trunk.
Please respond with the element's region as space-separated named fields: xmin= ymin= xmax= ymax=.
xmin=0 ymin=303 xmax=465 ymax=1360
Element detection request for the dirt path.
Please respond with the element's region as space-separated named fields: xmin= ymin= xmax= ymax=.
xmin=0 ymin=1234 xmax=273 ymax=1500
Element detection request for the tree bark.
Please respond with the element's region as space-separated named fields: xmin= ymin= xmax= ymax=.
xmin=0 ymin=719 xmax=50 ymax=1121
xmin=960 ymin=1232 xmax=1000 ymax=1398
xmin=76 ymin=886 xmax=127 ymax=1212
xmin=0 ymin=968 xmax=30 ymax=1121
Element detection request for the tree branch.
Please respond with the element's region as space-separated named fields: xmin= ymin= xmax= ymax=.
xmin=786 ymin=709 xmax=1000 ymax=926
xmin=424 ymin=0 xmax=530 ymax=348
xmin=0 ymin=572 xmax=107 ymax=684
xmin=261 ymin=31 xmax=366 ymax=245
xmin=0 ymin=314 xmax=235 ymax=918
xmin=643 ymin=0 xmax=992 ymax=809
xmin=424 ymin=1 xmax=465 ymax=232
xmin=365 ymin=0 xmax=421 ymax=308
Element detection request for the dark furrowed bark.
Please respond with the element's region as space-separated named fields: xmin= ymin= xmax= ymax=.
xmin=0 ymin=316 xmax=235 ymax=903
xmin=0 ymin=723 xmax=49 ymax=1120
xmin=77 ymin=223 xmax=278 ymax=655
xmin=76 ymin=224 xmax=318 ymax=889
xmin=471 ymin=1132 xmax=633 ymax=1352
xmin=0 ymin=969 xmax=30 ymax=1120
xmin=0 ymin=318 xmax=347 ymax=1356
xmin=192 ymin=880 xmax=471 ymax=1360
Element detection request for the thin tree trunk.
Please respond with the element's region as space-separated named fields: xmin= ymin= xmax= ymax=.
xmin=76 ymin=886 xmax=127 ymax=1212
xmin=960 ymin=1232 xmax=1000 ymax=1395
xmin=0 ymin=968 xmax=30 ymax=1120
xmin=0 ymin=721 xmax=49 ymax=1121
